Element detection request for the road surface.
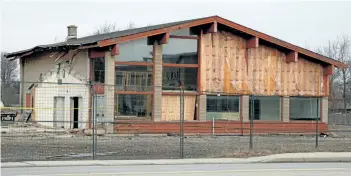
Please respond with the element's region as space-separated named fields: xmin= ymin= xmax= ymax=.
xmin=2 ymin=162 xmax=350 ymax=176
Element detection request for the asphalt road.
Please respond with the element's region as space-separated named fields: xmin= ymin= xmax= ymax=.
xmin=2 ymin=163 xmax=350 ymax=176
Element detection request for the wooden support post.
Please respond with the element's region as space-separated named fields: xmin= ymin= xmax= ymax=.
xmin=246 ymin=37 xmax=259 ymax=49
xmin=323 ymin=65 xmax=334 ymax=76
xmin=286 ymin=51 xmax=298 ymax=63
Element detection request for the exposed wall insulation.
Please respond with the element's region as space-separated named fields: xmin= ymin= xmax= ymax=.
xmin=200 ymin=31 xmax=325 ymax=96
xmin=161 ymin=95 xmax=196 ymax=121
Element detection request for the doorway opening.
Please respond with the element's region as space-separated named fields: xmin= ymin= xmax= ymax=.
xmin=73 ymin=97 xmax=79 ymax=129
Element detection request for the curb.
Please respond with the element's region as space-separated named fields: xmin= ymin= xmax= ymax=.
xmin=2 ymin=152 xmax=351 ymax=168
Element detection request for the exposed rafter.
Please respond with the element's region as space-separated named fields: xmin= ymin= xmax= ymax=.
xmin=286 ymin=51 xmax=298 ymax=63
xmin=246 ymin=37 xmax=259 ymax=49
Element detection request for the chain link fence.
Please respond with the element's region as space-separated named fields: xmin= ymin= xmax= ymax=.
xmin=1 ymin=81 xmax=351 ymax=162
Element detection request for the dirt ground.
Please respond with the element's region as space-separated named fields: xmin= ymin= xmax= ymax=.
xmin=2 ymin=125 xmax=351 ymax=162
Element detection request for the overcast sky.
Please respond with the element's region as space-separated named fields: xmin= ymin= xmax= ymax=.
xmin=1 ymin=0 xmax=351 ymax=53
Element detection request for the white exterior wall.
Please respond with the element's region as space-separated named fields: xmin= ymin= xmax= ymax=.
xmin=34 ymin=69 xmax=89 ymax=129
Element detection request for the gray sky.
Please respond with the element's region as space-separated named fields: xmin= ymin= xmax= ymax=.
xmin=1 ymin=0 xmax=351 ymax=53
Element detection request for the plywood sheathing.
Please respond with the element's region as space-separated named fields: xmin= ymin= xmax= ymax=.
xmin=200 ymin=31 xmax=326 ymax=96
xmin=161 ymin=95 xmax=196 ymax=121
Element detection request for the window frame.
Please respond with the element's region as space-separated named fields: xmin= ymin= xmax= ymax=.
xmin=113 ymin=37 xmax=155 ymax=120
xmin=162 ymin=34 xmax=199 ymax=92
xmin=115 ymin=93 xmax=153 ymax=120
xmin=91 ymin=57 xmax=105 ymax=83
xmin=249 ymin=96 xmax=282 ymax=121
xmin=289 ymin=96 xmax=321 ymax=121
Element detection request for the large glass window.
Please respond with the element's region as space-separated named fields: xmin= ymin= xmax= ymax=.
xmin=115 ymin=94 xmax=152 ymax=120
xmin=163 ymin=38 xmax=198 ymax=64
xmin=117 ymin=38 xmax=153 ymax=63
xmin=115 ymin=65 xmax=152 ymax=91
xmin=206 ymin=95 xmax=240 ymax=120
xmin=249 ymin=96 xmax=281 ymax=121
xmin=170 ymin=28 xmax=196 ymax=36
xmin=290 ymin=97 xmax=320 ymax=120
xmin=162 ymin=67 xmax=197 ymax=91
xmin=92 ymin=58 xmax=105 ymax=83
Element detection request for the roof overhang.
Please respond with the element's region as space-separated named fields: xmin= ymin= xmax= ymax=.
xmin=97 ymin=16 xmax=348 ymax=69
xmin=4 ymin=16 xmax=348 ymax=69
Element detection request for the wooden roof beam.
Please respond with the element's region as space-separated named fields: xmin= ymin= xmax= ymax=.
xmin=204 ymin=21 xmax=217 ymax=34
xmin=324 ymin=65 xmax=334 ymax=76
xmin=246 ymin=37 xmax=259 ymax=49
xmin=111 ymin=44 xmax=119 ymax=56
xmin=147 ymin=32 xmax=169 ymax=45
xmin=286 ymin=51 xmax=298 ymax=63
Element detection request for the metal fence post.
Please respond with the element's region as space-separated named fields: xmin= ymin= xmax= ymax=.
xmin=91 ymin=83 xmax=97 ymax=159
xmin=179 ymin=86 xmax=185 ymax=159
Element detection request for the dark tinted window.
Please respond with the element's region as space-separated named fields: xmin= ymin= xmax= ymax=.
xmin=93 ymin=58 xmax=105 ymax=83
xmin=207 ymin=96 xmax=240 ymax=112
xmin=162 ymin=67 xmax=197 ymax=91
xmin=116 ymin=94 xmax=152 ymax=119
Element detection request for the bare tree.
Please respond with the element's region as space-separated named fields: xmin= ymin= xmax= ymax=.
xmin=316 ymin=35 xmax=351 ymax=112
xmin=92 ymin=21 xmax=138 ymax=35
xmin=92 ymin=22 xmax=118 ymax=35
xmin=125 ymin=21 xmax=137 ymax=30
xmin=1 ymin=52 xmax=20 ymax=106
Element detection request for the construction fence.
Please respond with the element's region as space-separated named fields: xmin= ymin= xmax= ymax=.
xmin=1 ymin=81 xmax=351 ymax=162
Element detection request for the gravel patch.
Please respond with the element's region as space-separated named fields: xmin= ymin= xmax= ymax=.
xmin=2 ymin=131 xmax=351 ymax=162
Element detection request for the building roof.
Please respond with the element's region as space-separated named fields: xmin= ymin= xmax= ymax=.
xmin=5 ymin=17 xmax=205 ymax=58
xmin=4 ymin=15 xmax=348 ymax=68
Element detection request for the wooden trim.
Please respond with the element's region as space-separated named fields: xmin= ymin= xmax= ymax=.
xmin=246 ymin=37 xmax=259 ymax=49
xmin=115 ymin=91 xmax=153 ymax=95
xmin=90 ymin=50 xmax=105 ymax=59
xmin=115 ymin=61 xmax=153 ymax=66
xmin=323 ymin=75 xmax=329 ymax=96
xmin=93 ymin=84 xmax=104 ymax=94
xmin=152 ymin=42 xmax=156 ymax=121
xmin=111 ymin=44 xmax=119 ymax=56
xmin=25 ymin=93 xmax=31 ymax=108
xmin=169 ymin=35 xmax=199 ymax=39
xmin=290 ymin=120 xmax=323 ymax=123
xmin=162 ymin=91 xmax=198 ymax=96
xmin=163 ymin=63 xmax=198 ymax=68
xmin=286 ymin=51 xmax=298 ymax=63
xmin=323 ymin=65 xmax=334 ymax=76
xmin=197 ymin=29 xmax=202 ymax=93
xmin=89 ymin=58 xmax=93 ymax=81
